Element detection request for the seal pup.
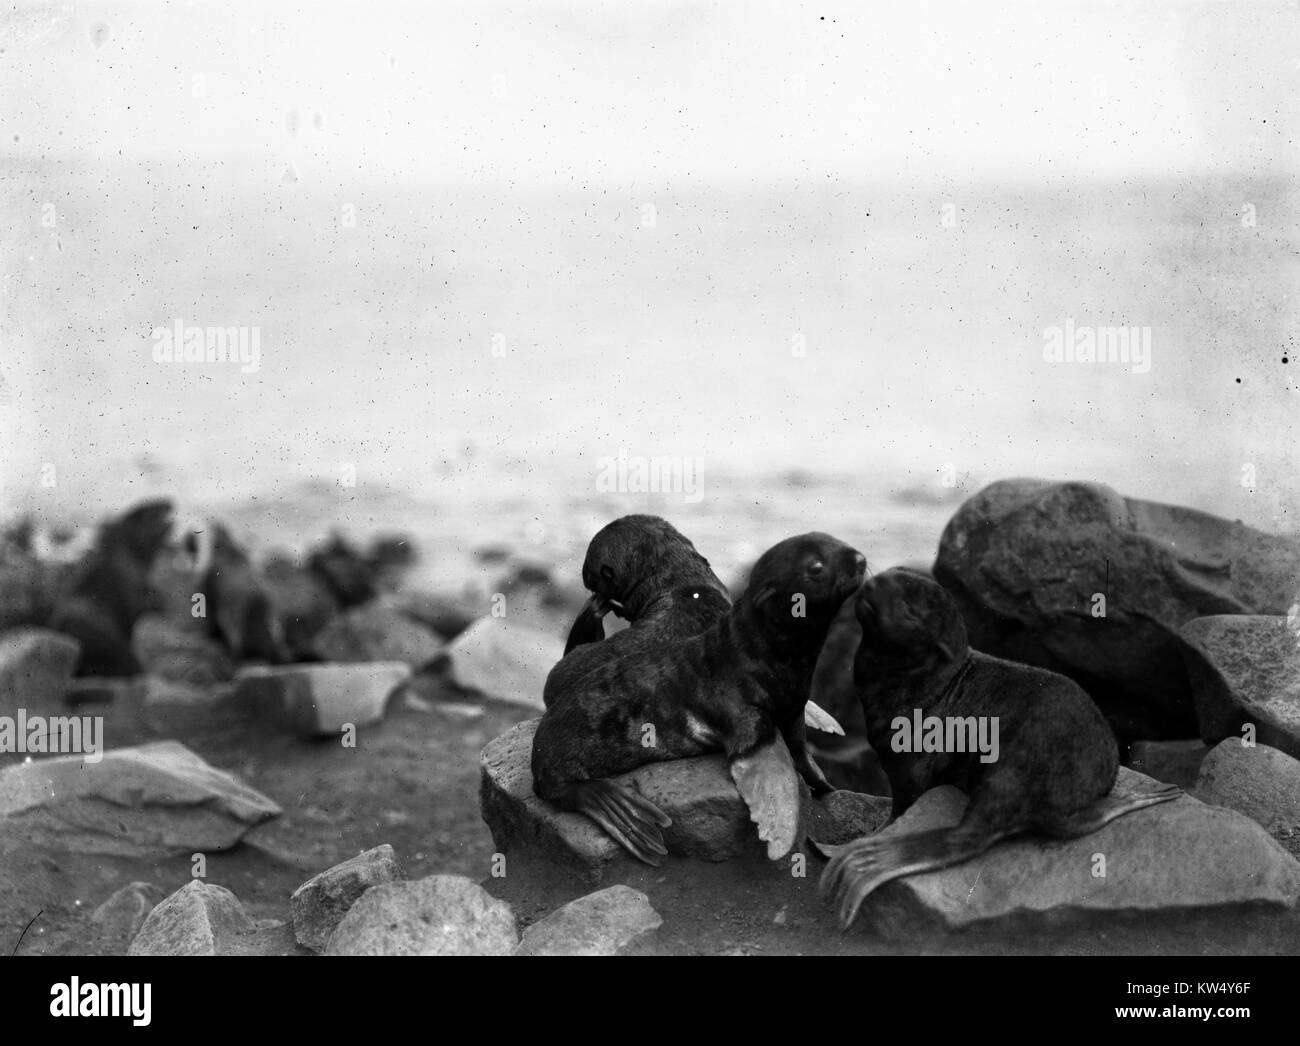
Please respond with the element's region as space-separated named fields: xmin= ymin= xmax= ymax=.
xmin=48 ymin=499 xmax=175 ymax=676
xmin=821 ymin=568 xmax=1182 ymax=929
xmin=545 ymin=515 xmax=731 ymax=705
xmin=187 ymin=523 xmax=290 ymax=664
xmin=533 ymin=532 xmax=867 ymax=865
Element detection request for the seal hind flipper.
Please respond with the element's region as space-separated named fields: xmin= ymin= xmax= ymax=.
xmin=803 ymin=700 xmax=844 ymax=736
xmin=1042 ymin=781 xmax=1183 ymax=839
xmin=563 ymin=597 xmax=607 ymax=655
xmin=572 ymin=780 xmax=671 ymax=865
xmin=730 ymin=735 xmax=802 ymax=860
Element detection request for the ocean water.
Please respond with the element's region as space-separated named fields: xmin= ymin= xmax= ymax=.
xmin=2 ymin=158 xmax=1297 ymax=590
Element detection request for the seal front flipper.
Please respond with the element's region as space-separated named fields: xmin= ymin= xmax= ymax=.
xmin=571 ymin=780 xmax=672 ymax=866
xmin=730 ymin=734 xmax=802 ymax=860
xmin=803 ymin=700 xmax=844 ymax=736
xmin=563 ymin=595 xmax=609 ymax=655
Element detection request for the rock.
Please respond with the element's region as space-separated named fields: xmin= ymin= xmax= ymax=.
xmin=435 ymin=618 xmax=562 ymax=710
xmin=853 ymin=768 xmax=1300 ymax=940
xmin=291 ymin=843 xmax=406 ymax=951
xmin=323 ymin=875 xmax=517 ymax=956
xmin=1196 ymin=740 xmax=1300 ymax=859
xmin=0 ymin=627 xmax=81 ymax=714
xmin=128 ymin=880 xmax=254 ymax=956
xmin=933 ymin=479 xmax=1300 ymax=740
xmin=233 ymin=662 xmax=409 ymax=736
xmin=1180 ymin=615 xmax=1300 ymax=758
xmin=91 ymin=882 xmax=167 ymax=945
xmin=516 ymin=885 xmax=662 ymax=956
xmin=0 ymin=740 xmax=280 ymax=856
xmin=310 ymin=604 xmax=444 ymax=669
xmin=131 ymin=614 xmax=234 ymax=686
xmin=807 ymin=789 xmax=892 ymax=847
xmin=0 ymin=551 xmax=64 ymax=632
xmin=1127 ymin=740 xmax=1209 ymax=791
xmin=138 ymin=676 xmax=242 ymax=735
xmin=388 ymin=591 xmax=480 ymax=640
xmin=480 ymin=718 xmax=812 ymax=877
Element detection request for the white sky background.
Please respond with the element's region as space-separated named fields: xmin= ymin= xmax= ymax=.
xmin=2 ymin=0 xmax=1295 ymax=185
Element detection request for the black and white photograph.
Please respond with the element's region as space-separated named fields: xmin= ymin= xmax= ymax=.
xmin=1 ymin=0 xmax=1297 ymax=1006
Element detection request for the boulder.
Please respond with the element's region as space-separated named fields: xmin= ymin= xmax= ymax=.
xmin=434 ymin=618 xmax=562 ymax=710
xmin=291 ymin=843 xmax=406 ymax=951
xmin=323 ymin=875 xmax=517 ymax=956
xmin=933 ymin=479 xmax=1300 ymax=740
xmin=0 ymin=627 xmax=80 ymax=715
xmin=128 ymin=880 xmax=254 ymax=956
xmin=232 ymin=662 xmax=409 ymax=737
xmin=852 ymin=768 xmax=1300 ymax=940
xmin=807 ymin=789 xmax=892 ymax=847
xmin=0 ymin=740 xmax=280 ymax=856
xmin=310 ymin=604 xmax=444 ymax=669
xmin=387 ymin=591 xmax=480 ymax=640
xmin=1196 ymin=739 xmax=1300 ymax=859
xmin=1126 ymin=739 xmax=1210 ymax=791
xmin=131 ymin=614 xmax=234 ymax=686
xmin=1180 ymin=615 xmax=1300 ymax=758
xmin=515 ymin=885 xmax=662 ymax=956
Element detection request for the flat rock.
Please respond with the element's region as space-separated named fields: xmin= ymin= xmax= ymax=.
xmin=434 ymin=618 xmax=561 ymax=711
xmin=516 ymin=885 xmax=662 ymax=956
xmin=91 ymin=881 xmax=167 ymax=946
xmin=233 ymin=662 xmax=410 ymax=737
xmin=291 ymin=843 xmax=406 ymax=951
xmin=132 ymin=614 xmax=234 ymax=686
xmin=1127 ymin=739 xmax=1210 ymax=791
xmin=933 ymin=479 xmax=1300 ymax=740
xmin=139 ymin=675 xmax=242 ymax=734
xmin=1180 ymin=615 xmax=1300 ymax=758
xmin=1196 ymin=740 xmax=1300 ymax=859
xmin=854 ymin=768 xmax=1300 ymax=940
xmin=310 ymin=604 xmax=444 ymax=669
xmin=482 ymin=718 xmax=831 ymax=878
xmin=0 ymin=627 xmax=81 ymax=715
xmin=128 ymin=880 xmax=255 ymax=956
xmin=0 ymin=740 xmax=280 ymax=856
xmin=323 ymin=874 xmax=517 ymax=956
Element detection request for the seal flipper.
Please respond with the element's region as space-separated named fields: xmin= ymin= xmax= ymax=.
xmin=1042 ymin=781 xmax=1183 ymax=838
xmin=730 ymin=734 xmax=802 ymax=860
xmin=803 ymin=700 xmax=844 ymax=736
xmin=563 ymin=596 xmax=608 ymax=654
xmin=571 ymin=780 xmax=672 ymax=866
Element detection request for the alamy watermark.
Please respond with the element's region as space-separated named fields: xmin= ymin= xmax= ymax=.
xmin=1043 ymin=318 xmax=1151 ymax=374
xmin=1 ymin=711 xmax=103 ymax=762
xmin=151 ymin=318 xmax=261 ymax=374
xmin=595 ymin=448 xmax=704 ymax=504
xmin=890 ymin=710 xmax=999 ymax=763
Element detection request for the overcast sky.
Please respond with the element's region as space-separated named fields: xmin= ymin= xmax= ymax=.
xmin=2 ymin=0 xmax=1296 ymax=185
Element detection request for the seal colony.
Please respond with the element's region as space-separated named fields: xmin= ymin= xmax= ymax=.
xmin=819 ymin=568 xmax=1183 ymax=929
xmin=533 ymin=531 xmax=867 ymax=864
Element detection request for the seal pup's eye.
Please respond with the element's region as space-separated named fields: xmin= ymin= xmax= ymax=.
xmin=806 ymin=560 xmax=825 ymax=576
xmin=600 ymin=565 xmax=615 ymax=582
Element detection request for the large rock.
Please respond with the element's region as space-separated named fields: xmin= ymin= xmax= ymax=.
xmin=310 ymin=604 xmax=444 ymax=669
xmin=933 ymin=479 xmax=1300 ymax=740
xmin=323 ymin=875 xmax=517 ymax=956
xmin=1180 ymin=615 xmax=1300 ymax=758
xmin=291 ymin=843 xmax=406 ymax=951
xmin=128 ymin=880 xmax=254 ymax=956
xmin=433 ymin=618 xmax=562 ymax=711
xmin=0 ymin=740 xmax=280 ymax=856
xmin=853 ymin=768 xmax=1300 ymax=940
xmin=515 ymin=885 xmax=662 ymax=956
xmin=1196 ymin=739 xmax=1300 ymax=859
xmin=0 ymin=627 xmax=80 ymax=715
xmin=481 ymin=718 xmax=849 ymax=877
xmin=233 ymin=662 xmax=409 ymax=737
xmin=132 ymin=614 xmax=234 ymax=686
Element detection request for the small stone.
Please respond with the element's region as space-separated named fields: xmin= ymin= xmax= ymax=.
xmin=291 ymin=843 xmax=406 ymax=951
xmin=807 ymin=789 xmax=892 ymax=847
xmin=310 ymin=604 xmax=444 ymax=669
xmin=128 ymin=880 xmax=254 ymax=956
xmin=91 ymin=881 xmax=166 ymax=946
xmin=233 ymin=661 xmax=410 ymax=736
xmin=515 ymin=885 xmax=662 ymax=956
xmin=323 ymin=875 xmax=517 ymax=956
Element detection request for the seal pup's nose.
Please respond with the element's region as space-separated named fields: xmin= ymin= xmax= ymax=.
xmin=852 ymin=552 xmax=867 ymax=576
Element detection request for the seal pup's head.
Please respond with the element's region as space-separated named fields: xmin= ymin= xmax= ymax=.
xmin=105 ymin=499 xmax=176 ymax=566
xmin=578 ymin=514 xmax=727 ymax=622
xmin=743 ymin=532 xmax=866 ymax=655
xmin=853 ymin=567 xmax=967 ymax=681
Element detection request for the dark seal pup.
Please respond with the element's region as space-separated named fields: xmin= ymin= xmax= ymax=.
xmin=48 ymin=499 xmax=175 ymax=676
xmin=821 ymin=567 xmax=1182 ymax=929
xmin=534 ymin=533 xmax=867 ymax=865
xmin=545 ymin=515 xmax=731 ymax=706
xmin=188 ymin=522 xmax=290 ymax=664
